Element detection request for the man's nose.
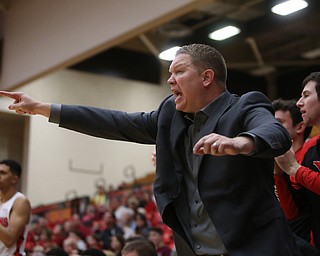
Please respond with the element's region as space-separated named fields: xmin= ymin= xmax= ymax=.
xmin=296 ymin=98 xmax=303 ymax=107
xmin=167 ymin=75 xmax=175 ymax=85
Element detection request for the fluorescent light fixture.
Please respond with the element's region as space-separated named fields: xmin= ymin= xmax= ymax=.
xmin=271 ymin=0 xmax=308 ymax=16
xmin=208 ymin=26 xmax=241 ymax=41
xmin=159 ymin=46 xmax=181 ymax=61
xmin=301 ymin=48 xmax=320 ymax=59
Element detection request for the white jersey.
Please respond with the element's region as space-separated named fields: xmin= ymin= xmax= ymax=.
xmin=0 ymin=192 xmax=29 ymax=256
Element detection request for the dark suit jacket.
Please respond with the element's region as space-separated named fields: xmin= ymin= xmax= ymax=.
xmin=56 ymin=91 xmax=300 ymax=256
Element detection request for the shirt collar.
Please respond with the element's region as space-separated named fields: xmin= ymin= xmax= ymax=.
xmin=184 ymin=91 xmax=227 ymax=123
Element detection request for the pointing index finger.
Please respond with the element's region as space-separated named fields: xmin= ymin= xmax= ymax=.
xmin=0 ymin=91 xmax=19 ymax=100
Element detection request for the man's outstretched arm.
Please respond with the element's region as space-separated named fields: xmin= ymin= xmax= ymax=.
xmin=0 ymin=91 xmax=51 ymax=117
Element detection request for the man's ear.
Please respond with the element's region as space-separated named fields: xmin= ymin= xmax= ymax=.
xmin=11 ymin=174 xmax=19 ymax=185
xmin=296 ymin=121 xmax=306 ymax=135
xmin=202 ymin=69 xmax=214 ymax=87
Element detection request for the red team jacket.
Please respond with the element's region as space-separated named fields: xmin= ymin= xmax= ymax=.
xmin=275 ymin=134 xmax=320 ymax=248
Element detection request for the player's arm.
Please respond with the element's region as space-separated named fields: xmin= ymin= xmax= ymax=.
xmin=0 ymin=197 xmax=31 ymax=248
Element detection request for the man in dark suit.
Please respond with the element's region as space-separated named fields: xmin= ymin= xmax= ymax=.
xmin=0 ymin=44 xmax=301 ymax=255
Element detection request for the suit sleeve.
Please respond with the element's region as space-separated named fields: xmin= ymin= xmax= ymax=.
xmin=55 ymin=105 xmax=158 ymax=144
xmin=238 ymin=91 xmax=292 ymax=158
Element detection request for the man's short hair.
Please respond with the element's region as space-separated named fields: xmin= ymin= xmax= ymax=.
xmin=302 ymin=72 xmax=320 ymax=100
xmin=176 ymin=43 xmax=227 ymax=87
xmin=0 ymin=159 xmax=22 ymax=177
xmin=122 ymin=238 xmax=157 ymax=256
xmin=46 ymin=247 xmax=68 ymax=256
xmin=81 ymin=248 xmax=106 ymax=256
xmin=272 ymin=98 xmax=312 ymax=140
xmin=149 ymin=227 xmax=163 ymax=235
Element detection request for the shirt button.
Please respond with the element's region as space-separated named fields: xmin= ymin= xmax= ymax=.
xmin=195 ymin=243 xmax=201 ymax=249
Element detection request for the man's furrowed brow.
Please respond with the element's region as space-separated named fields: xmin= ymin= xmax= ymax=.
xmin=170 ymin=62 xmax=188 ymax=71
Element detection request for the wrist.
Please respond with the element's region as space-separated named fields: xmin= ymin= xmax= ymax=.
xmin=237 ymin=136 xmax=255 ymax=155
xmin=36 ymin=102 xmax=51 ymax=117
xmin=288 ymin=163 xmax=301 ymax=177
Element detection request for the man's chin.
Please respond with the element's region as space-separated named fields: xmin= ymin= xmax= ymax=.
xmin=175 ymin=104 xmax=183 ymax=111
xmin=302 ymin=115 xmax=311 ymax=125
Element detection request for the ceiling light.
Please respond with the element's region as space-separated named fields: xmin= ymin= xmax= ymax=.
xmin=271 ymin=0 xmax=308 ymax=16
xmin=158 ymin=46 xmax=181 ymax=61
xmin=208 ymin=26 xmax=241 ymax=41
xmin=301 ymin=48 xmax=320 ymax=59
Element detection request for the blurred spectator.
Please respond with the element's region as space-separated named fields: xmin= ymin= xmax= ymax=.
xmin=46 ymin=247 xmax=68 ymax=256
xmin=142 ymin=190 xmax=162 ymax=227
xmin=63 ymin=237 xmax=78 ymax=255
xmin=121 ymin=238 xmax=157 ymax=256
xmin=32 ymin=245 xmax=45 ymax=256
xmin=117 ymin=210 xmax=135 ymax=240
xmin=134 ymin=212 xmax=150 ymax=238
xmin=81 ymin=248 xmax=107 ymax=256
xmin=82 ymin=204 xmax=98 ymax=227
xmin=71 ymin=213 xmax=92 ymax=238
xmin=110 ymin=235 xmax=125 ymax=256
xmin=96 ymin=211 xmax=124 ymax=250
xmin=114 ymin=205 xmax=134 ymax=226
xmin=50 ymin=223 xmax=66 ymax=248
xmin=85 ymin=234 xmax=103 ymax=250
xmin=148 ymin=227 xmax=172 ymax=256
xmin=92 ymin=182 xmax=108 ymax=209
xmin=37 ymin=229 xmax=51 ymax=247
xmin=126 ymin=196 xmax=141 ymax=214
xmin=26 ymin=184 xmax=173 ymax=254
xmin=68 ymin=231 xmax=87 ymax=251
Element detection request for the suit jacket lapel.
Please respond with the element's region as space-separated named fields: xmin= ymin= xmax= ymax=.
xmin=198 ymin=91 xmax=233 ymax=139
xmin=171 ymin=110 xmax=187 ymax=151
xmin=196 ymin=91 xmax=233 ymax=169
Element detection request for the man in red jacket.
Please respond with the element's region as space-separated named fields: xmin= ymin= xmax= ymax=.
xmin=276 ymin=72 xmax=320 ymax=250
xmin=272 ymin=99 xmax=320 ymax=255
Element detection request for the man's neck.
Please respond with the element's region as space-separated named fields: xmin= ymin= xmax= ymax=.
xmin=0 ymin=188 xmax=17 ymax=203
xmin=292 ymin=138 xmax=305 ymax=153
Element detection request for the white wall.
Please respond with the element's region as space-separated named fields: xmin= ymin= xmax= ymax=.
xmin=1 ymin=0 xmax=200 ymax=89
xmin=0 ymin=69 xmax=171 ymax=207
